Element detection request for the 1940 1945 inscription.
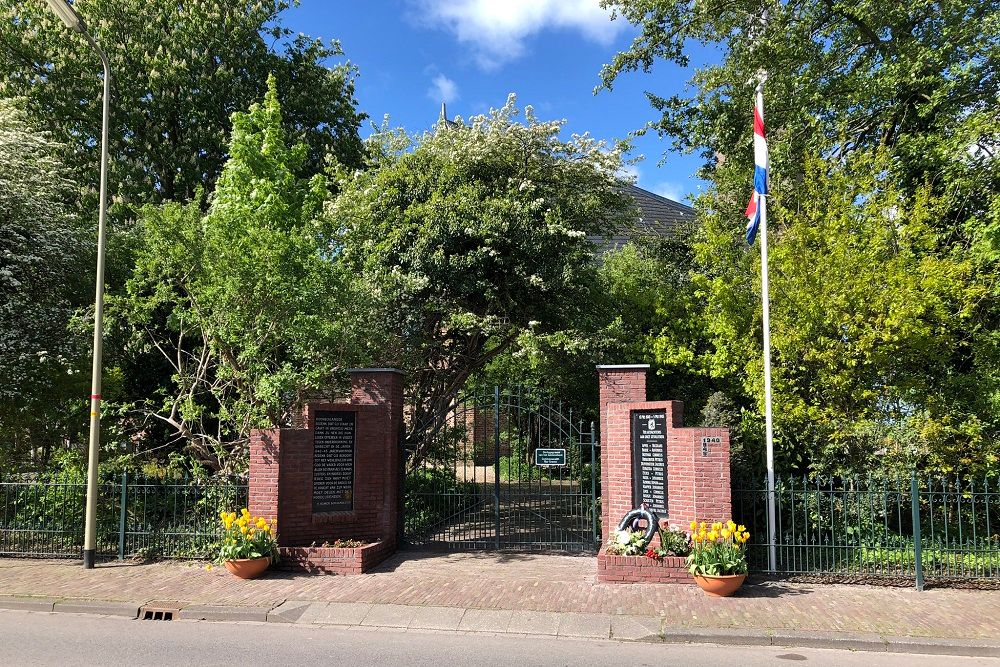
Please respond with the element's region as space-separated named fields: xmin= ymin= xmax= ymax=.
xmin=312 ymin=411 xmax=356 ymax=513
xmin=631 ymin=410 xmax=667 ymax=517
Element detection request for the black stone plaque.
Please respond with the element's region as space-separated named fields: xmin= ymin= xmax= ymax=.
xmin=312 ymin=410 xmax=356 ymax=513
xmin=631 ymin=410 xmax=667 ymax=516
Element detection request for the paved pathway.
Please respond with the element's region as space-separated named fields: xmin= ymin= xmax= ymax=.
xmin=1 ymin=551 xmax=999 ymax=643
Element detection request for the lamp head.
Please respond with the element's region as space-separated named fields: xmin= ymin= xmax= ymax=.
xmin=44 ymin=0 xmax=86 ymax=33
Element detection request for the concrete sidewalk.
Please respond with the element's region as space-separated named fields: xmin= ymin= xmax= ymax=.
xmin=2 ymin=551 xmax=999 ymax=657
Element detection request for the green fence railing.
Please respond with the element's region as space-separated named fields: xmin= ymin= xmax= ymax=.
xmin=0 ymin=474 xmax=247 ymax=560
xmin=732 ymin=474 xmax=1000 ymax=584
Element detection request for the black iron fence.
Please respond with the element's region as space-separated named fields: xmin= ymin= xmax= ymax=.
xmin=0 ymin=473 xmax=247 ymax=560
xmin=732 ymin=474 xmax=1000 ymax=584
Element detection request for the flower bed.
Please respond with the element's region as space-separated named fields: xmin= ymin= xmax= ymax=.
xmin=277 ymin=539 xmax=393 ymax=575
xmin=597 ymin=546 xmax=691 ymax=584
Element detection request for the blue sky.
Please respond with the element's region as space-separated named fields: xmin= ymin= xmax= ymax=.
xmin=284 ymin=1 xmax=719 ymax=203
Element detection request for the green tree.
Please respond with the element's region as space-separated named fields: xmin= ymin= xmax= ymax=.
xmin=330 ymin=97 xmax=633 ymax=464
xmin=0 ymin=99 xmax=90 ymax=470
xmin=599 ymin=0 xmax=998 ymax=202
xmin=120 ymin=76 xmax=353 ymax=471
xmin=600 ymin=0 xmax=1000 ymax=475
xmin=1 ymin=0 xmax=364 ymax=217
xmin=695 ymin=152 xmax=995 ymax=475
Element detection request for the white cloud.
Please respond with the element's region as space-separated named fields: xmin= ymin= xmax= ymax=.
xmin=428 ymin=73 xmax=460 ymax=105
xmin=413 ymin=0 xmax=624 ymax=69
xmin=652 ymin=181 xmax=686 ymax=202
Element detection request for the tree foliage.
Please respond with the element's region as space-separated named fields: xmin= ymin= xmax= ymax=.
xmin=601 ymin=0 xmax=1000 ymax=475
xmin=120 ymin=76 xmax=353 ymax=470
xmin=1 ymin=0 xmax=364 ymax=217
xmin=0 ymin=99 xmax=90 ymax=470
xmin=696 ymin=152 xmax=995 ymax=474
xmin=330 ymin=97 xmax=633 ymax=463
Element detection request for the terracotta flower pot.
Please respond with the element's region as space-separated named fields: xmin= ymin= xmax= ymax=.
xmin=692 ymin=573 xmax=746 ymax=597
xmin=223 ymin=557 xmax=270 ymax=579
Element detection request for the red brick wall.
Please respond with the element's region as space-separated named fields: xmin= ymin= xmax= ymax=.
xmin=248 ymin=369 xmax=403 ymax=557
xmin=597 ymin=549 xmax=690 ymax=584
xmin=597 ymin=365 xmax=649 ymax=542
xmin=666 ymin=427 xmax=731 ymax=528
xmin=249 ymin=429 xmax=281 ymax=523
xmin=278 ymin=540 xmax=395 ymax=575
xmin=597 ymin=365 xmax=733 ymax=546
xmin=604 ymin=400 xmax=682 ymax=540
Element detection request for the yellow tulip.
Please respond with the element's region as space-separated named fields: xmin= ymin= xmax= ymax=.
xmin=240 ymin=526 xmax=248 ymax=535
xmin=700 ymin=522 xmax=706 ymax=531
xmin=708 ymin=531 xmax=718 ymax=541
xmin=738 ymin=525 xmax=746 ymax=533
xmin=689 ymin=521 xmax=698 ymax=532
xmin=727 ymin=520 xmax=736 ymax=531
xmin=721 ymin=529 xmax=731 ymax=539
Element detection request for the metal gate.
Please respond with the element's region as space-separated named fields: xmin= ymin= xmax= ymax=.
xmin=403 ymin=386 xmax=598 ymax=551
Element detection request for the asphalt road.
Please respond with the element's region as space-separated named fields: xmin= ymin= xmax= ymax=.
xmin=1 ymin=610 xmax=997 ymax=667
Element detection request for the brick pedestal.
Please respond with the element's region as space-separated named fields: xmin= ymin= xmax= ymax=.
xmin=597 ymin=365 xmax=731 ymax=584
xmin=249 ymin=369 xmax=403 ymax=575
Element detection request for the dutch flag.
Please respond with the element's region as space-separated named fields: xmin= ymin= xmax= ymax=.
xmin=745 ymin=87 xmax=768 ymax=244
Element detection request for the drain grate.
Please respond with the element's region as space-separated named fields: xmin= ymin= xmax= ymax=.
xmin=139 ymin=603 xmax=181 ymax=621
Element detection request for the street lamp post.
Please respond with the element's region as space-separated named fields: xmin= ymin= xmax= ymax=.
xmin=44 ymin=0 xmax=111 ymax=569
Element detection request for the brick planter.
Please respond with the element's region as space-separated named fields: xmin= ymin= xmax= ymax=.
xmin=277 ymin=540 xmax=393 ymax=575
xmin=597 ymin=546 xmax=693 ymax=584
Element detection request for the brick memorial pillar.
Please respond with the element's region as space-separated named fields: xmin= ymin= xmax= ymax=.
xmin=597 ymin=365 xmax=651 ymax=544
xmin=248 ymin=368 xmax=403 ymax=574
xmin=597 ymin=364 xmax=731 ymax=584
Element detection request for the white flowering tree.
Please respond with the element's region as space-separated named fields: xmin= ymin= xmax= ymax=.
xmin=0 ymin=100 xmax=89 ymax=470
xmin=330 ymin=96 xmax=634 ymax=465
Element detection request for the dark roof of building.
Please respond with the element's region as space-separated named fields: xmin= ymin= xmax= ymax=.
xmin=594 ymin=184 xmax=696 ymax=253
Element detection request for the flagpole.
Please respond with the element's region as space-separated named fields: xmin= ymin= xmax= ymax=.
xmin=756 ymin=81 xmax=777 ymax=573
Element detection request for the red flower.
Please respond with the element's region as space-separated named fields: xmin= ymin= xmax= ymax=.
xmin=645 ymin=548 xmax=660 ymax=560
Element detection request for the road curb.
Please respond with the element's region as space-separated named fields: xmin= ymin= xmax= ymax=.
xmin=177 ymin=604 xmax=271 ymax=622
xmin=0 ymin=596 xmax=57 ymax=612
xmin=884 ymin=635 xmax=1000 ymax=658
xmin=4 ymin=597 xmax=1000 ymax=658
xmin=52 ymin=599 xmax=139 ymax=618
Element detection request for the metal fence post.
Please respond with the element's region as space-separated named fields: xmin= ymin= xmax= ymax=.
xmin=494 ymin=386 xmax=502 ymax=550
xmin=590 ymin=423 xmax=598 ymax=548
xmin=911 ymin=472 xmax=924 ymax=591
xmin=117 ymin=471 xmax=127 ymax=560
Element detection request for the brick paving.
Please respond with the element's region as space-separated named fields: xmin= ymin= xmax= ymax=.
xmin=2 ymin=551 xmax=999 ymax=640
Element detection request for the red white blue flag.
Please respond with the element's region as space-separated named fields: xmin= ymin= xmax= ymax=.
xmin=745 ymin=88 xmax=768 ymax=244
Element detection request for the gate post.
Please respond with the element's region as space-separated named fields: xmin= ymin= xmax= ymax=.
xmin=494 ymin=385 xmax=501 ymax=549
xmin=590 ymin=424 xmax=598 ymax=547
xmin=248 ymin=368 xmax=403 ymax=573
